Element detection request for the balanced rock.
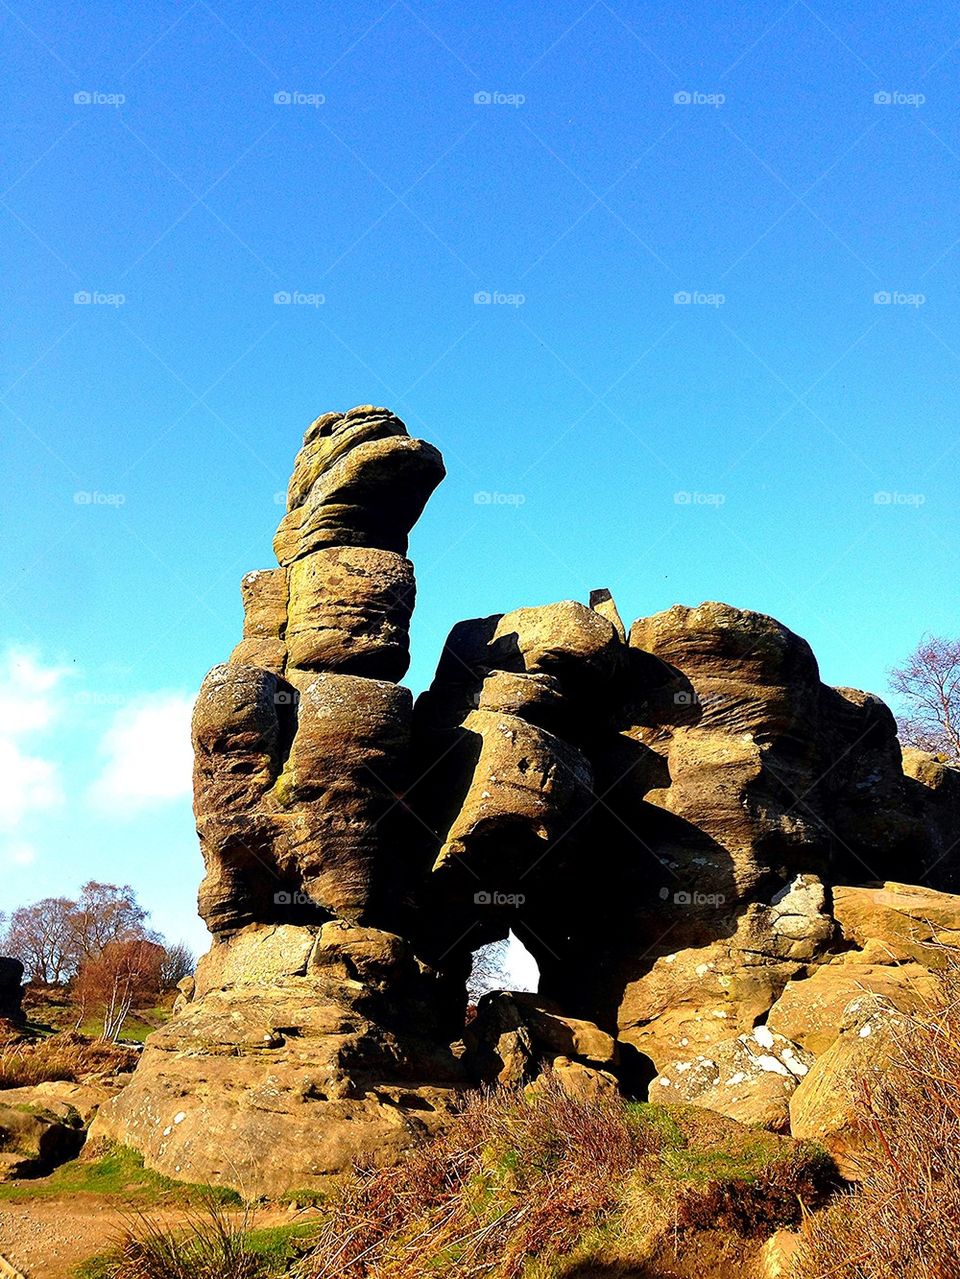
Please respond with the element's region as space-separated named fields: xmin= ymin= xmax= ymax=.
xmin=101 ymin=404 xmax=960 ymax=1194
xmin=273 ymin=407 xmax=444 ymax=564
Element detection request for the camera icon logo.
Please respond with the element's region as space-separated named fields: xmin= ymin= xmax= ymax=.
xmin=74 ymin=91 xmax=92 ymax=105
xmin=274 ymin=91 xmax=292 ymax=105
xmin=474 ymin=91 xmax=492 ymax=105
xmin=673 ymin=91 xmax=692 ymax=104
xmin=474 ymin=891 xmax=492 ymax=904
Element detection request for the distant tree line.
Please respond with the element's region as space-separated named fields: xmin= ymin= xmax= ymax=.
xmin=1 ymin=881 xmax=194 ymax=1041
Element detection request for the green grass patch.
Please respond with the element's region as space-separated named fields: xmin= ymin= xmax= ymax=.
xmin=245 ymin=1219 xmax=323 ymax=1264
xmin=73 ymin=1215 xmax=321 ymax=1278
xmin=0 ymin=1143 xmax=242 ymax=1206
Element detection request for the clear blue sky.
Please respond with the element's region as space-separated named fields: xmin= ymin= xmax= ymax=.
xmin=2 ymin=0 xmax=958 ymax=959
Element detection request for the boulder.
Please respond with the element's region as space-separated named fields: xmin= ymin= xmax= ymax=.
xmin=92 ymin=923 xmax=466 ymax=1198
xmin=285 ymin=547 xmax=415 ymax=680
xmin=789 ymin=1002 xmax=906 ymax=1179
xmin=464 ymin=991 xmax=619 ymax=1086
xmin=0 ymin=960 xmax=23 ymax=1024
xmin=652 ymin=1025 xmax=813 ymax=1132
xmin=614 ymin=876 xmax=835 ymax=1070
xmin=768 ymin=956 xmax=938 ymax=1055
xmin=0 ymin=1080 xmax=115 ymax=1125
xmin=832 ymin=880 xmax=960 ymax=963
xmin=0 ymin=1102 xmax=85 ymax=1179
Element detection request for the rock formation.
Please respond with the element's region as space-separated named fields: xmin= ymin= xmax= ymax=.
xmin=0 ymin=959 xmax=24 ymax=1025
xmin=95 ymin=405 xmax=960 ymax=1195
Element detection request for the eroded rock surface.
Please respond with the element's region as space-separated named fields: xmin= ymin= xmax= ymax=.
xmin=101 ymin=404 xmax=960 ymax=1192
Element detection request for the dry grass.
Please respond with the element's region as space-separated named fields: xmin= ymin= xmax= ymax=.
xmin=296 ymin=1074 xmax=832 ymax=1279
xmin=82 ymin=1199 xmax=267 ymax=1279
xmin=796 ymin=970 xmax=960 ymax=1279
xmin=298 ymin=1075 xmax=652 ymax=1279
xmin=0 ymin=1030 xmax=137 ymax=1088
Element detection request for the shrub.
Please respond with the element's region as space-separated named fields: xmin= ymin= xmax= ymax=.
xmin=0 ymin=1030 xmax=136 ymax=1088
xmin=297 ymin=1073 xmax=831 ymax=1279
xmin=796 ymin=970 xmax=960 ymax=1278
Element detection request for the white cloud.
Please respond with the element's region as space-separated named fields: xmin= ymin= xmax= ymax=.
xmin=0 ymin=647 xmax=67 ymax=832
xmin=5 ymin=841 xmax=37 ymax=866
xmin=90 ymin=693 xmax=194 ymax=813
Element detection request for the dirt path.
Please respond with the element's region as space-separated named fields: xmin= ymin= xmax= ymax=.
xmin=0 ymin=1197 xmax=295 ymax=1279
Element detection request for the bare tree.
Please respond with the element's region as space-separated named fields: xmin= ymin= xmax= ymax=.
xmin=159 ymin=941 xmax=195 ymax=989
xmin=890 ymin=635 xmax=960 ymax=760
xmin=2 ymin=897 xmax=78 ymax=984
xmin=68 ymin=882 xmax=156 ymax=960
xmin=74 ymin=938 xmax=165 ymax=1041
xmin=467 ymin=938 xmax=512 ymax=1006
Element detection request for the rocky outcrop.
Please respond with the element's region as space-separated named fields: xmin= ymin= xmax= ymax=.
xmin=101 ymin=404 xmax=960 ymax=1194
xmin=0 ymin=960 xmax=24 ymax=1025
xmin=788 ymin=1001 xmax=906 ymax=1179
xmin=94 ymin=924 xmax=464 ymax=1195
xmin=463 ymin=991 xmax=620 ymax=1090
xmin=0 ymin=1102 xmax=85 ymax=1181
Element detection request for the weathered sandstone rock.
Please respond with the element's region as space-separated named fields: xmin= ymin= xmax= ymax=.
xmin=92 ymin=923 xmax=465 ymax=1197
xmin=0 ymin=1102 xmax=85 ymax=1180
xmin=0 ymin=960 xmax=23 ymax=1024
xmin=285 ymin=547 xmax=415 ymax=679
xmin=102 ymin=403 xmax=960 ymax=1193
xmin=789 ymin=1001 xmax=906 ymax=1179
xmin=464 ymin=991 xmax=619 ymax=1086
xmin=652 ymin=1025 xmax=813 ymax=1132
xmin=767 ymin=956 xmax=938 ymax=1055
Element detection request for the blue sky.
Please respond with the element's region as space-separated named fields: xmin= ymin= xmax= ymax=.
xmin=1 ymin=0 xmax=958 ymax=965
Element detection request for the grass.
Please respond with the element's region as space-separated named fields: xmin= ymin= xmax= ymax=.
xmin=0 ymin=1143 xmax=242 ymax=1206
xmin=294 ymin=1072 xmax=835 ymax=1279
xmin=796 ymin=966 xmax=960 ymax=1278
xmin=0 ymin=1030 xmax=137 ymax=1088
xmin=73 ymin=1202 xmax=320 ymax=1279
